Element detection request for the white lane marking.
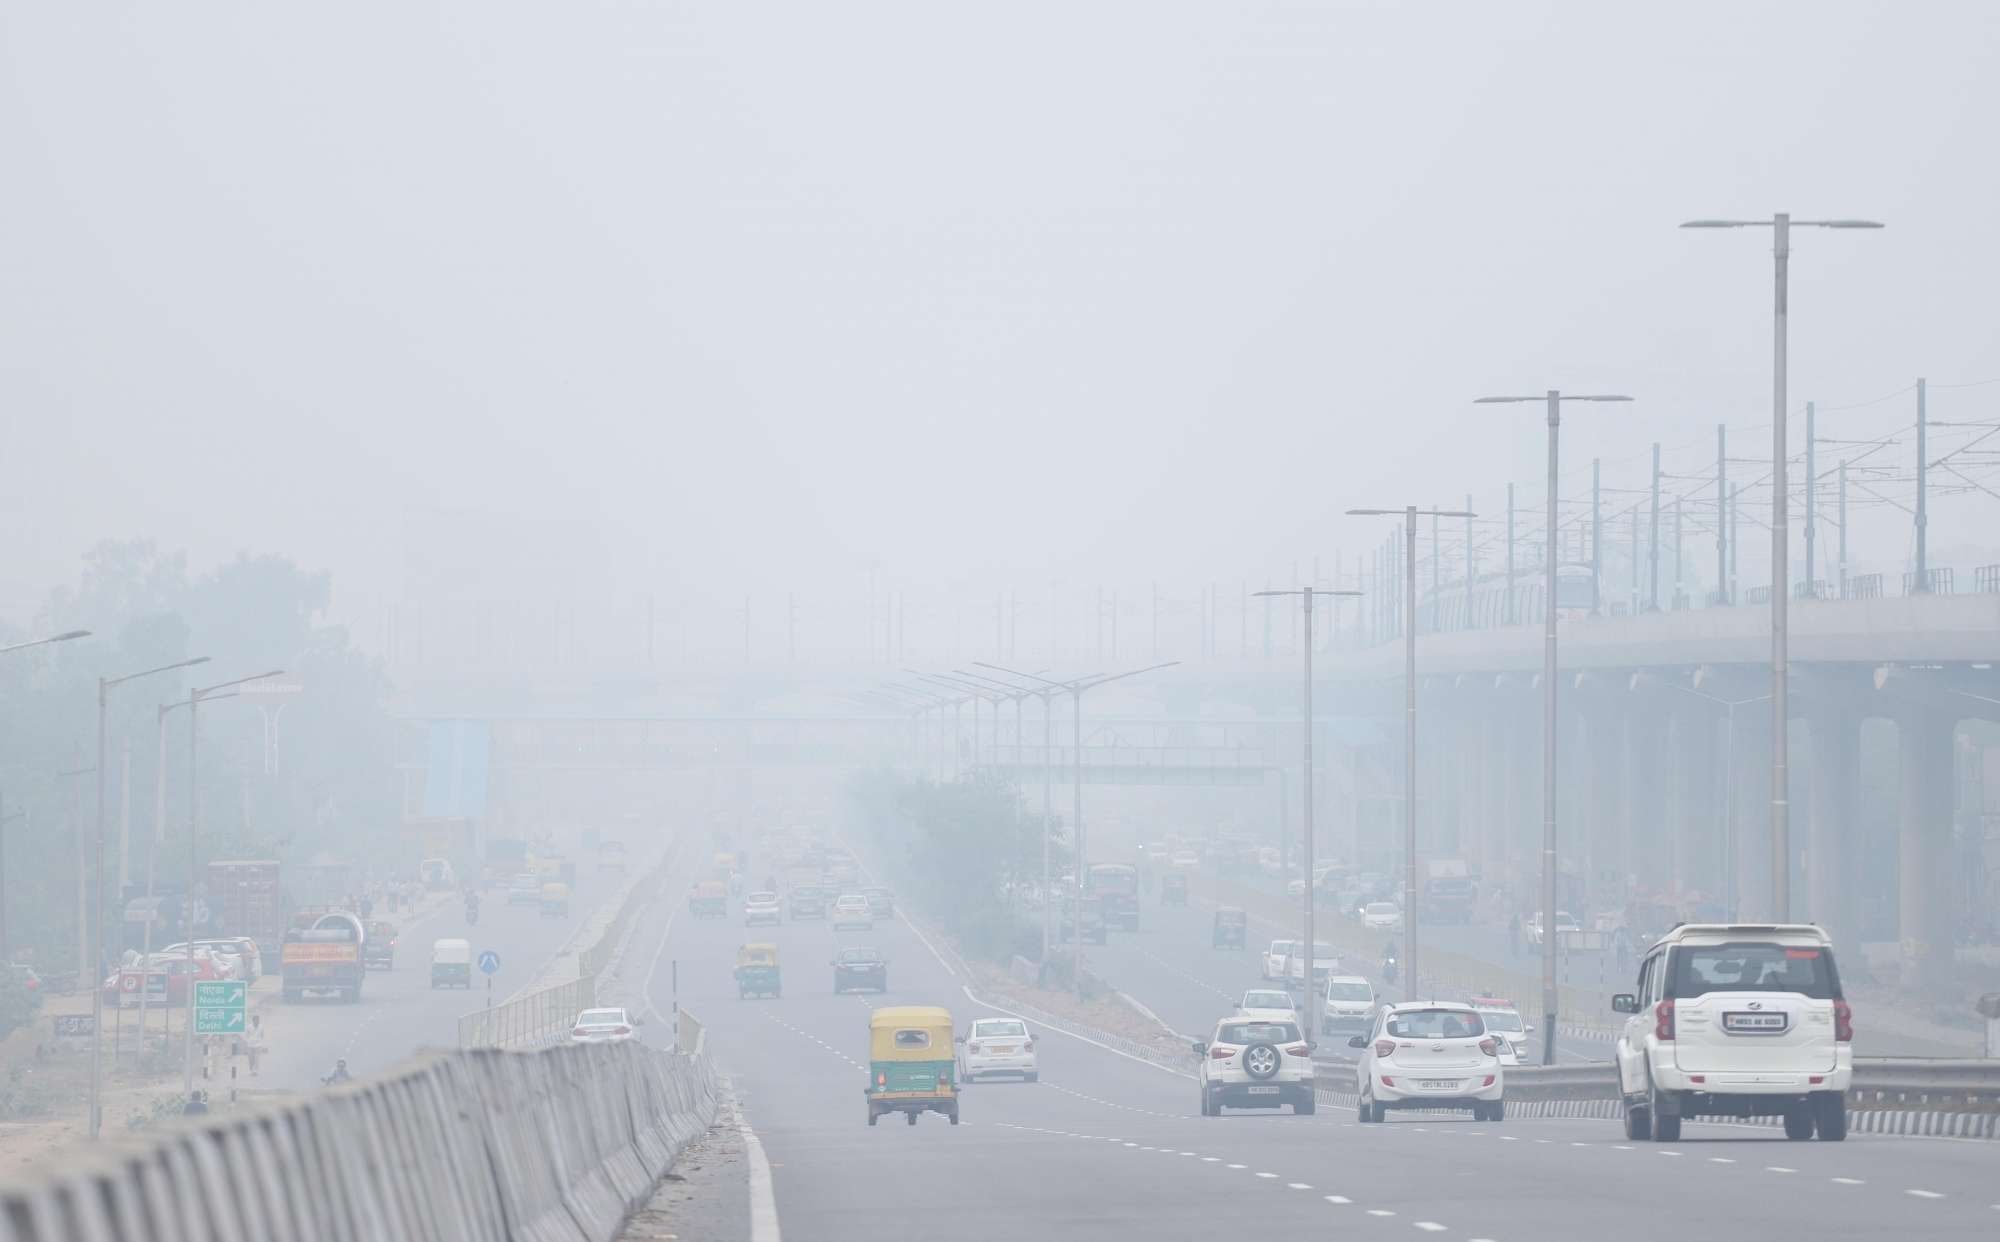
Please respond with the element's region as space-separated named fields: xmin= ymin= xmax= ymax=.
xmin=1612 ymin=1144 xmax=1634 ymax=1151
xmin=1255 ymin=1171 xmax=1278 ymax=1179
xmin=1326 ymin=1195 xmax=1353 ymax=1204
xmin=1499 ymin=1136 xmax=1519 ymax=1142
xmin=1766 ymin=1166 xmax=1796 ymax=1174
xmin=1181 ymin=1151 xmax=1196 ymax=1156
xmin=1367 ymin=1209 xmax=1396 ymax=1217
xmin=1658 ymin=1151 xmax=1682 ymax=1157
xmin=1906 ymin=1189 xmax=1944 ymax=1199
xmin=1288 ymin=1182 xmax=1313 ymax=1190
xmin=1570 ymin=1141 xmax=1588 ymax=1147
xmin=1831 ymin=1177 xmax=1865 ymax=1185
xmin=1227 ymin=1163 xmax=1247 ymax=1170
xmin=1202 ymin=1156 xmax=1221 ymax=1162
xmin=1123 ymin=1142 xmax=1139 ymax=1148
xmin=740 ymin=1099 xmax=782 ymax=1242
xmin=1414 ymin=1224 xmax=1446 ymax=1233
xmin=1709 ymin=1157 xmax=1735 ymax=1164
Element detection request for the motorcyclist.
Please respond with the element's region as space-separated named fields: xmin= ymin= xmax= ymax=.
xmin=323 ymin=1058 xmax=352 ymax=1085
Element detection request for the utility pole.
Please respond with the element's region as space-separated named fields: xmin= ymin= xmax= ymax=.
xmin=1716 ymin=424 xmax=1729 ymax=604
xmin=1805 ymin=400 xmax=1817 ymax=597
xmin=1505 ymin=483 xmax=1516 ymax=625
xmin=1915 ymin=377 xmax=1929 ymax=592
xmin=1649 ymin=442 xmax=1662 ymax=610
xmin=1591 ymin=460 xmax=1603 ymax=612
xmin=1837 ymin=459 xmax=1849 ymax=600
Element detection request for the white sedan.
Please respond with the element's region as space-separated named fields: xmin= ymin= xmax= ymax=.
xmin=831 ymin=894 xmax=875 ymax=931
xmin=958 ymin=1017 xmax=1038 ymax=1082
xmin=570 ymin=1007 xmax=638 ymax=1044
xmin=1525 ymin=911 xmax=1580 ymax=947
xmin=1360 ymin=902 xmax=1404 ymax=931
xmin=1237 ymin=989 xmax=1298 ymax=1019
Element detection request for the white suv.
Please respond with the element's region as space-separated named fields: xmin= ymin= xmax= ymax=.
xmin=1612 ymin=923 xmax=1851 ymax=1142
xmin=1351 ymin=1002 xmax=1504 ymax=1122
xmin=1195 ymin=1016 xmax=1315 ymax=1116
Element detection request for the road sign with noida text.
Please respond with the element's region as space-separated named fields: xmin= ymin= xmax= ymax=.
xmin=193 ymin=979 xmax=247 ymax=1034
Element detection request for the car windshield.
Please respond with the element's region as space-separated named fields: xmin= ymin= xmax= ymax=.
xmin=974 ymin=1020 xmax=1026 ymax=1037
xmin=1478 ymin=1010 xmax=1524 ymax=1033
xmin=1671 ymin=942 xmax=1838 ymax=999
xmin=1325 ymin=981 xmax=1373 ymax=1002
xmin=1268 ymin=941 xmax=1295 ymax=955
xmin=1365 ymin=903 xmax=1398 ymax=915
xmin=1385 ymin=1009 xmax=1485 ymax=1039
xmin=1218 ymin=1021 xmax=1300 ymax=1044
xmin=1242 ymin=992 xmax=1292 ymax=1009
xmin=748 ymin=891 xmax=777 ymax=902
xmin=578 ymin=1009 xmax=625 ymax=1026
xmin=838 ymin=949 xmax=881 ymax=963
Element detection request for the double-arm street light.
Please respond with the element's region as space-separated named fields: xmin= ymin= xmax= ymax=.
xmin=874 ymin=683 xmax=955 ymax=779
xmin=975 ymin=660 xmax=1178 ymax=989
xmin=1253 ymin=586 xmax=1360 ymax=1036
xmin=1681 ymin=213 xmax=1883 ymax=920
xmin=183 ymin=669 xmax=286 ymax=1099
xmin=91 ymin=655 xmax=212 ymax=1138
xmin=0 ymin=629 xmax=90 ymax=966
xmin=971 ymin=663 xmax=1076 ymax=964
xmin=1473 ymin=391 xmax=1630 ymax=1062
xmin=1347 ymin=507 xmax=1474 ymax=1016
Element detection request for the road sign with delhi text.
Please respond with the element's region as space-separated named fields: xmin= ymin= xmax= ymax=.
xmin=193 ymin=979 xmax=247 ymax=1034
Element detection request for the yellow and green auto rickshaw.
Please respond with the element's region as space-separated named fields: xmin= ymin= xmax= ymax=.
xmin=865 ymin=1006 xmax=958 ymax=1127
xmin=736 ymin=943 xmax=781 ymax=999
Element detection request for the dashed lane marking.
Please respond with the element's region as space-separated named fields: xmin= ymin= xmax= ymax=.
xmin=1831 ymin=1177 xmax=1865 ymax=1185
xmin=1367 ymin=1209 xmax=1396 ymax=1217
xmin=1287 ymin=1182 xmax=1313 ymax=1190
xmin=1255 ymin=1171 xmax=1278 ymax=1179
xmin=1326 ymin=1196 xmax=1352 ymax=1205
xmin=1414 ymin=1224 xmax=1447 ymax=1233
xmin=1766 ymin=1167 xmax=1796 ymax=1174
xmin=1905 ymin=1189 xmax=1944 ymax=1200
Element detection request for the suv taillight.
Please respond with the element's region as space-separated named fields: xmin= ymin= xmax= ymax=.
xmin=572 ymin=1026 xmax=588 ymax=1037
xmin=1654 ymin=999 xmax=1675 ymax=1042
xmin=1373 ymin=1039 xmax=1397 ymax=1059
xmin=1478 ymin=1038 xmax=1497 ymax=1057
xmin=1833 ymin=998 xmax=1853 ymax=1042
xmin=1284 ymin=1043 xmax=1310 ymax=1057
xmin=613 ymin=1026 xmax=631 ymax=1036
xmin=1209 ymin=1046 xmax=1235 ymax=1060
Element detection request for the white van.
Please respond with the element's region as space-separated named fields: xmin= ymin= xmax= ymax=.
xmin=1612 ymin=923 xmax=1851 ymax=1142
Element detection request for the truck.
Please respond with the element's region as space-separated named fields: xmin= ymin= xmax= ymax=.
xmin=281 ymin=912 xmax=366 ymax=1003
xmin=1422 ymin=858 xmax=1477 ymax=925
xmin=208 ymin=860 xmax=285 ymax=969
xmin=1085 ymin=863 xmax=1141 ymax=931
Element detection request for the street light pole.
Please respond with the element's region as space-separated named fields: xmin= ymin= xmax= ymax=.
xmin=92 ymin=656 xmax=210 ymax=1139
xmin=1254 ymin=586 xmax=1360 ymax=1034
xmin=1349 ymin=507 xmax=1473 ymax=1008
xmin=182 ymin=670 xmax=284 ymax=1101
xmin=0 ymin=629 xmax=90 ymax=966
xmin=1681 ymin=213 xmax=1882 ymax=919
xmin=1474 ymin=390 xmax=1630 ymax=1061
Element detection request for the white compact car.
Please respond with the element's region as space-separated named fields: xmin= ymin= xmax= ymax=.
xmin=1196 ymin=1016 xmax=1315 ymax=1115
xmin=1468 ymin=998 xmax=1530 ymax=1065
xmin=1237 ymin=988 xmax=1298 ymax=1019
xmin=1261 ymin=939 xmax=1298 ymax=981
xmin=1525 ymin=910 xmax=1580 ymax=947
xmin=1612 ymin=923 xmax=1851 ymax=1142
xmin=1352 ymin=1002 xmax=1505 ymax=1122
xmin=1320 ymin=975 xmax=1377 ymax=1038
xmin=831 ymin=894 xmax=875 ymax=931
xmin=743 ymin=891 xmax=783 ymax=927
xmin=1361 ymin=902 xmax=1404 ymax=931
xmin=959 ymin=1016 xmax=1038 ymax=1082
xmin=570 ymin=1007 xmax=638 ymax=1044
xmin=1283 ymin=942 xmax=1342 ymax=992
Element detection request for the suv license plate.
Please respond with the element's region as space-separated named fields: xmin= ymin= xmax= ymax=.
xmin=1419 ymin=1079 xmax=1457 ymax=1090
xmin=1246 ymin=1086 xmax=1280 ymax=1095
xmin=1723 ymin=1012 xmax=1789 ymax=1034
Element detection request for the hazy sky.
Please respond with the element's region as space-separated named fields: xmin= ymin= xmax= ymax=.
xmin=4 ymin=2 xmax=1997 ymax=659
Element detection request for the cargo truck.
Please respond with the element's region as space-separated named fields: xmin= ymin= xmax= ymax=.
xmin=281 ymin=912 xmax=366 ymax=1003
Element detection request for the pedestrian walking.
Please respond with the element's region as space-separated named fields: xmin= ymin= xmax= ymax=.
xmin=244 ymin=1013 xmax=265 ymax=1077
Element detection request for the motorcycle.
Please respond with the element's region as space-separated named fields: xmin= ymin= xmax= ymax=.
xmin=1381 ymin=954 xmax=1398 ymax=985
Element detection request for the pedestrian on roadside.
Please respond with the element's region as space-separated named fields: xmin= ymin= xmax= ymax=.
xmin=245 ymin=1013 xmax=265 ymax=1077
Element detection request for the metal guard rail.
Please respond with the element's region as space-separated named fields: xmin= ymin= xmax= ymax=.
xmin=1495 ymin=1060 xmax=2000 ymax=1110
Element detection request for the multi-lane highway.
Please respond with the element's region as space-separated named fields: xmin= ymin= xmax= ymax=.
xmin=251 ymin=863 xmax=623 ymax=1091
xmin=630 ymin=878 xmax=2000 ymax=1241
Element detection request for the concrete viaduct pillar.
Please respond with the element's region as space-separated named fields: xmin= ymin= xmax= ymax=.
xmin=1898 ymin=710 xmax=1955 ymax=987
xmin=1730 ymin=710 xmax=1771 ymax=922
xmin=1806 ymin=709 xmax=1858 ymax=944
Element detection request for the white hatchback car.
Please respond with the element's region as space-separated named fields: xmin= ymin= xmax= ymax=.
xmin=1360 ymin=902 xmax=1404 ymax=931
xmin=1468 ymin=999 xmax=1530 ymax=1065
xmin=1195 ymin=1016 xmax=1315 ymax=1115
xmin=1319 ymin=975 xmax=1377 ymax=1039
xmin=570 ymin=1007 xmax=638 ymax=1044
xmin=958 ymin=1017 xmax=1038 ymax=1083
xmin=831 ymin=895 xmax=874 ymax=931
xmin=1612 ymin=923 xmax=1851 ymax=1142
xmin=1261 ymin=939 xmax=1298 ymax=981
xmin=1352 ymin=1002 xmax=1504 ymax=1122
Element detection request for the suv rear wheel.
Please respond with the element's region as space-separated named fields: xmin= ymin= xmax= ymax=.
xmin=1812 ymin=1092 xmax=1847 ymax=1142
xmin=1783 ymin=1107 xmax=1814 ymax=1140
xmin=1623 ymin=1102 xmax=1652 ymax=1141
xmin=1648 ymin=1083 xmax=1680 ymax=1142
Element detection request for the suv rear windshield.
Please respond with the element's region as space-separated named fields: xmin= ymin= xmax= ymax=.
xmin=1385 ymin=1009 xmax=1485 ymax=1039
xmin=1219 ymin=1021 xmax=1301 ymax=1045
xmin=1669 ymin=942 xmax=1839 ymax=999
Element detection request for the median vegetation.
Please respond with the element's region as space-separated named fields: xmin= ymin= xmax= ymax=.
xmin=845 ymin=768 xmax=1068 ymax=963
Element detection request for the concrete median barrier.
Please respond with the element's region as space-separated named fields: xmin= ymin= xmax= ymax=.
xmin=0 ymin=1040 xmax=718 ymax=1242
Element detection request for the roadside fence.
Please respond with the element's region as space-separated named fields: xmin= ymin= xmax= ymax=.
xmin=0 ymin=1040 xmax=718 ymax=1242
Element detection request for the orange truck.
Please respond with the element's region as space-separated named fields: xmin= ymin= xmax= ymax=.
xmin=281 ymin=912 xmax=365 ymax=1003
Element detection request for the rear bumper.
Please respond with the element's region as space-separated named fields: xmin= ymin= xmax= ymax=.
xmin=834 ymin=971 xmax=886 ymax=990
xmin=1372 ymin=1074 xmax=1503 ymax=1105
xmin=745 ymin=911 xmax=781 ymax=924
xmin=1653 ymin=1062 xmax=1852 ymax=1097
xmin=964 ymin=1054 xmax=1037 ymax=1076
xmin=1207 ymin=1080 xmax=1314 ymax=1108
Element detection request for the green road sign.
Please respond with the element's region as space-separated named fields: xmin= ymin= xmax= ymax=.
xmin=194 ymin=979 xmax=247 ymax=1034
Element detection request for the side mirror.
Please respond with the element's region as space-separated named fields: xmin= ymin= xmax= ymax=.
xmin=1347 ymin=1035 xmax=1368 ymax=1049
xmin=1611 ymin=993 xmax=1639 ymax=1014
xmin=1191 ymin=1041 xmax=1208 ymax=1056
xmin=1523 ymin=1024 xmax=1534 ymax=1034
